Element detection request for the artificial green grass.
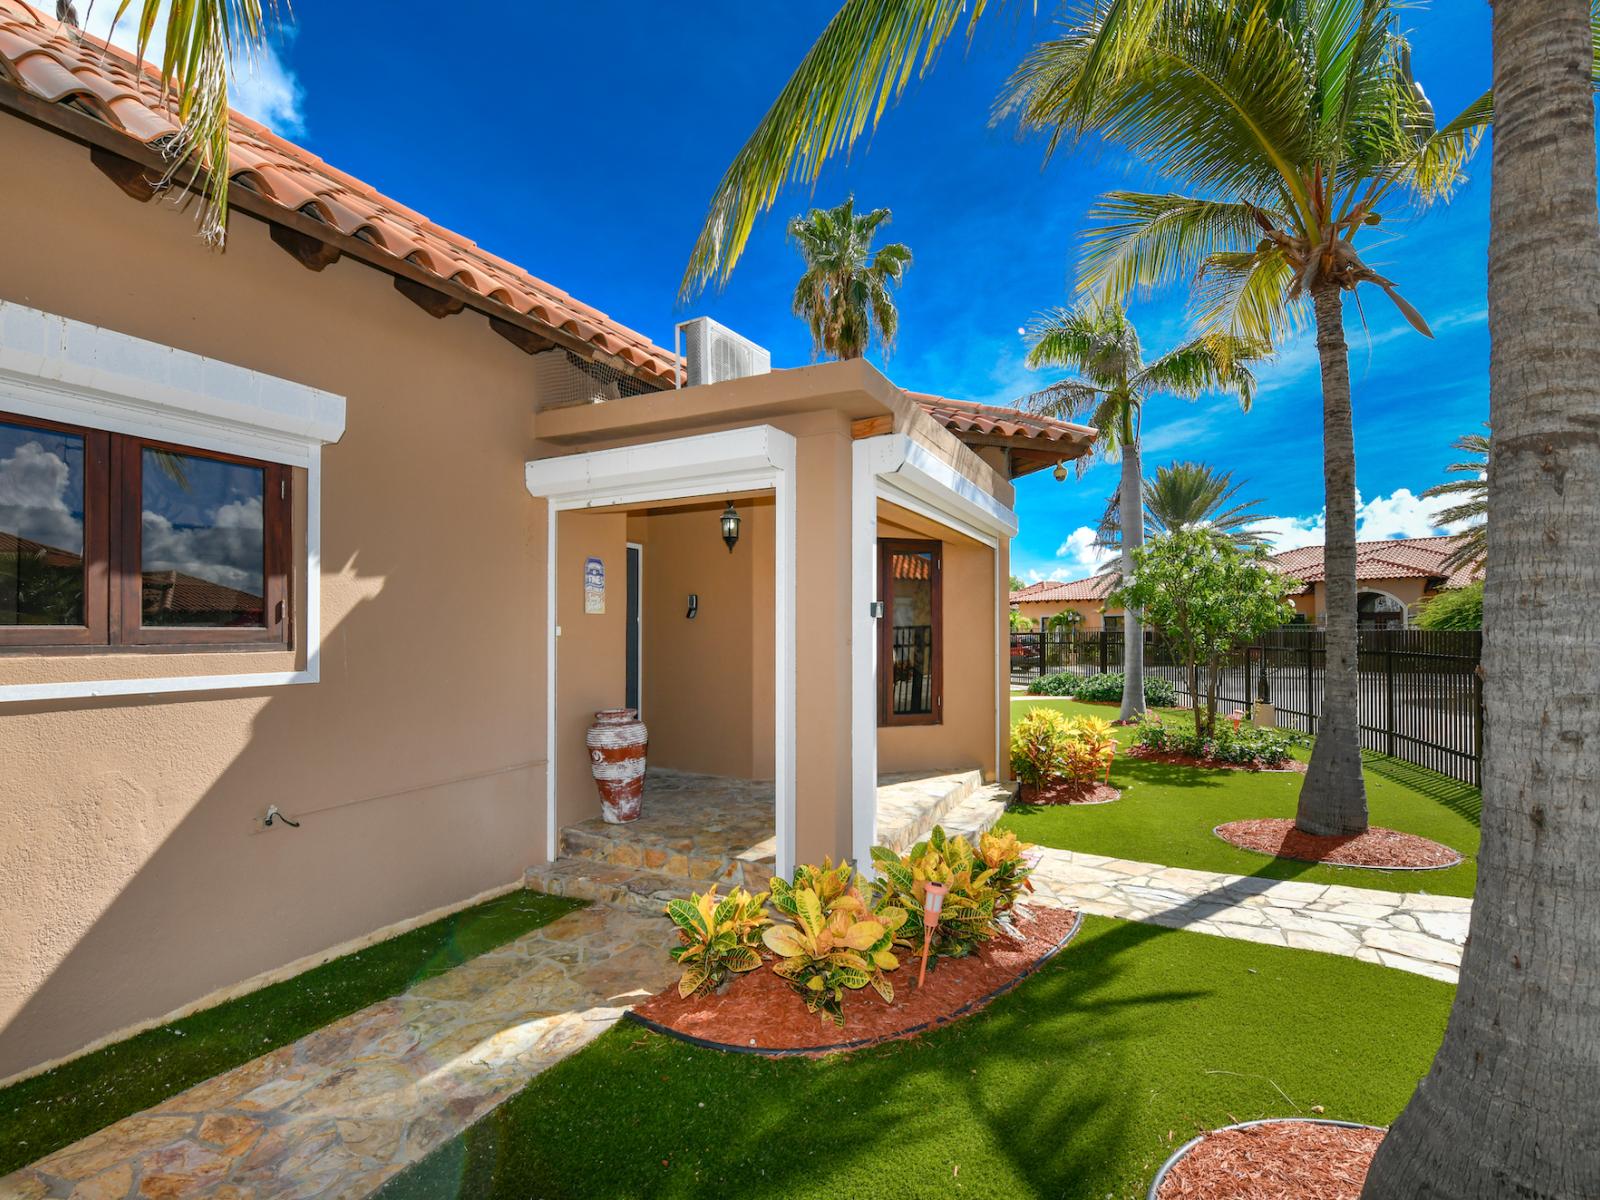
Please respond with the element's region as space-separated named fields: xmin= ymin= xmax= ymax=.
xmin=0 ymin=888 xmax=582 ymax=1176
xmin=1002 ymin=697 xmax=1481 ymax=896
xmin=376 ymin=915 xmax=1452 ymax=1200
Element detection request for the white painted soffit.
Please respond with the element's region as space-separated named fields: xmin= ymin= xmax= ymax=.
xmin=0 ymin=301 xmax=346 ymax=463
xmin=525 ymin=425 xmax=794 ymax=506
xmin=867 ymin=434 xmax=1019 ymax=539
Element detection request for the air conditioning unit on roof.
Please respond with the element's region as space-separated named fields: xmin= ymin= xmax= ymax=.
xmin=675 ymin=316 xmax=771 ymax=388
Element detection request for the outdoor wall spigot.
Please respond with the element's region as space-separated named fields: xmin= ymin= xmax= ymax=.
xmin=686 ymin=593 xmax=698 ymax=620
xmin=263 ymin=805 xmax=300 ymax=829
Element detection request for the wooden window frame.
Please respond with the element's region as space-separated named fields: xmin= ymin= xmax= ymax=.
xmin=878 ymin=537 xmax=943 ymax=728
xmin=0 ymin=411 xmax=292 ymax=653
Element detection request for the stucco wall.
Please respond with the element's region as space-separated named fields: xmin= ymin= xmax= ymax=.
xmin=0 ymin=115 xmax=558 ymax=1079
xmin=628 ymin=498 xmax=775 ymax=780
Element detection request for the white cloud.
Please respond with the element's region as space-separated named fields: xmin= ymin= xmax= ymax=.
xmin=141 ymin=495 xmax=264 ymax=592
xmin=1254 ymin=487 xmax=1480 ymax=551
xmin=1055 ymin=525 xmax=1115 ymax=575
xmin=0 ymin=438 xmax=84 ymax=552
xmin=82 ymin=3 xmax=305 ymax=134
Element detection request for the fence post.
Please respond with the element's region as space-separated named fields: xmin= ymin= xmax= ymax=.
xmin=1473 ymin=645 xmax=1484 ymax=788
xmin=1099 ymin=631 xmax=1108 ymax=675
xmin=1305 ymin=636 xmax=1316 ymax=734
xmin=1244 ymin=648 xmax=1253 ymax=716
xmin=1385 ymin=647 xmax=1397 ymax=757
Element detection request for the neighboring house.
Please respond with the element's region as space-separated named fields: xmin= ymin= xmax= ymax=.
xmin=0 ymin=3 xmax=1095 ymax=1083
xmin=1010 ymin=535 xmax=1481 ymax=631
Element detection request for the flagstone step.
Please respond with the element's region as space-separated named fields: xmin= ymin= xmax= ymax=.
xmin=558 ymin=823 xmax=775 ymax=890
xmin=933 ymin=784 xmax=1014 ymax=844
xmin=874 ymin=768 xmax=986 ymax=853
xmin=524 ymin=859 xmax=703 ymax=917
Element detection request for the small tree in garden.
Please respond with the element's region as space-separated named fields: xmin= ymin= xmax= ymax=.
xmin=1114 ymin=529 xmax=1296 ymax=738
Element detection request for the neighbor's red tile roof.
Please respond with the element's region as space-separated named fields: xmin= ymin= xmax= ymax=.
xmin=1268 ymin=535 xmax=1481 ymax=594
xmin=1011 ymin=574 xmax=1115 ymax=604
xmin=1009 ymin=535 xmax=1480 ymax=605
xmin=0 ymin=0 xmax=681 ymax=384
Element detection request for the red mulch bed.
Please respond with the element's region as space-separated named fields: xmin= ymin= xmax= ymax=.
xmin=630 ymin=906 xmax=1080 ymax=1056
xmin=1127 ymin=746 xmax=1307 ymax=773
xmin=1155 ymin=1120 xmax=1385 ymax=1199
xmin=1216 ymin=818 xmax=1462 ymax=869
xmin=1018 ymin=779 xmax=1121 ymax=805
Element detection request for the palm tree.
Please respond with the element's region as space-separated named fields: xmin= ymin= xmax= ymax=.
xmin=1022 ymin=300 xmax=1266 ymax=722
xmin=1099 ymin=460 xmax=1267 ymax=552
xmin=80 ymin=2 xmax=274 ymax=242
xmin=1421 ymin=426 xmax=1490 ymax=574
xmin=1361 ymin=2 xmax=1600 ymax=1196
xmin=788 ymin=198 xmax=912 ymax=360
xmin=1004 ymin=2 xmax=1493 ymax=839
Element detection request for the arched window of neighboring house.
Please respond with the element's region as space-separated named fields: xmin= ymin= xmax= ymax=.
xmin=1357 ymin=590 xmax=1406 ymax=630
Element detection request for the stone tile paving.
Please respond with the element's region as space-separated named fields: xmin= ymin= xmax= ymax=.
xmin=1027 ymin=847 xmax=1470 ymax=983
xmin=0 ymin=905 xmax=677 ymax=1200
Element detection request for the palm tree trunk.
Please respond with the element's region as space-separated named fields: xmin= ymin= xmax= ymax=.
xmin=1294 ymin=283 xmax=1369 ymax=837
xmin=1361 ymin=2 xmax=1600 ymax=1195
xmin=1118 ymin=439 xmax=1146 ymax=722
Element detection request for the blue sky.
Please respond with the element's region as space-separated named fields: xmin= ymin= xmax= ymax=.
xmin=102 ymin=3 xmax=1496 ymax=584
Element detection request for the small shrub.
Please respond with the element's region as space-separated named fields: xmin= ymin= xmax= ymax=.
xmin=1010 ymin=707 xmax=1074 ymax=787
xmin=1415 ymin=581 xmax=1482 ymax=630
xmin=1143 ymin=676 xmax=1179 ymax=706
xmin=666 ymin=886 xmax=770 ymax=998
xmin=870 ymin=827 xmax=1002 ymax=961
xmin=976 ymin=829 xmax=1037 ymax=921
xmin=1057 ymin=673 xmax=1177 ymax=706
xmin=1028 ymin=672 xmax=1080 ymax=697
xmin=762 ymin=869 xmax=906 ymax=1026
xmin=1060 ymin=715 xmax=1117 ymax=783
xmin=1132 ymin=715 xmax=1299 ymax=768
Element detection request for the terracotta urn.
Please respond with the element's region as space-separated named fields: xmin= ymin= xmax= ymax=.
xmin=586 ymin=708 xmax=648 ymax=823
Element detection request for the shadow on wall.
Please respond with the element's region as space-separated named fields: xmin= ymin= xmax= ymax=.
xmin=0 ymin=504 xmax=551 ymax=1081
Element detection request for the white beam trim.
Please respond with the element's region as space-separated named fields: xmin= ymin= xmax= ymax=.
xmin=0 ymin=301 xmax=345 ymax=467
xmin=527 ymin=425 xmax=798 ymax=879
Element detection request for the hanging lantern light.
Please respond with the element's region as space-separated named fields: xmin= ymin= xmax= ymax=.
xmin=1053 ymin=460 xmax=1068 ymax=483
xmin=720 ymin=502 xmax=741 ymax=553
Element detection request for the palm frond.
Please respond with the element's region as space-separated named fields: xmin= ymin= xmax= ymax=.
xmin=104 ymin=0 xmax=273 ymax=243
xmin=1192 ymin=247 xmax=1301 ymax=342
xmin=1079 ymin=191 xmax=1279 ymax=303
xmin=1137 ymin=331 xmax=1271 ymax=406
xmin=680 ymin=0 xmax=990 ymax=298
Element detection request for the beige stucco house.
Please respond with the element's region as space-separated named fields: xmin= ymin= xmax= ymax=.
xmin=1010 ymin=535 xmax=1482 ymax=632
xmin=0 ymin=4 xmax=1094 ymax=1081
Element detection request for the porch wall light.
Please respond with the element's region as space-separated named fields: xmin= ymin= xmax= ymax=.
xmin=720 ymin=502 xmax=741 ymax=553
xmin=1053 ymin=461 xmax=1068 ymax=483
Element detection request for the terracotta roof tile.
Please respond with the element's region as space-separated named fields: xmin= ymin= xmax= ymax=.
xmin=909 ymin=393 xmax=1096 ymax=446
xmin=1010 ymin=575 xmax=1115 ymax=604
xmin=0 ymin=0 xmax=681 ymax=385
xmin=1267 ymin=535 xmax=1481 ymax=593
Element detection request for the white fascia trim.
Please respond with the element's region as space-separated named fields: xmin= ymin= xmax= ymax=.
xmin=0 ymin=304 xmax=345 ymax=705
xmin=0 ymin=301 xmax=345 ymax=468
xmin=527 ymin=425 xmax=798 ymax=878
xmin=851 ymin=435 xmax=1021 ymax=874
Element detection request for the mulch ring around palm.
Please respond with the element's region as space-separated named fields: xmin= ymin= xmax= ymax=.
xmin=627 ymin=907 xmax=1080 ymax=1057
xmin=1018 ymin=780 xmax=1121 ymax=805
xmin=1215 ymin=818 xmax=1462 ymax=869
xmin=1127 ymin=747 xmax=1307 ymax=773
xmin=1151 ymin=1119 xmax=1386 ymax=1200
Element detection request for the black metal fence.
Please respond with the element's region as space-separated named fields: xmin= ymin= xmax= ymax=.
xmin=1010 ymin=627 xmax=1483 ymax=785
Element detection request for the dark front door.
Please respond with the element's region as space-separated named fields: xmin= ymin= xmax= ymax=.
xmin=625 ymin=544 xmax=642 ymax=714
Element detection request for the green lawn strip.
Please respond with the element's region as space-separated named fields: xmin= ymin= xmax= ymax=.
xmin=376 ymin=915 xmax=1452 ymax=1200
xmin=0 ymin=888 xmax=583 ymax=1176
xmin=1002 ymin=697 xmax=1480 ymax=896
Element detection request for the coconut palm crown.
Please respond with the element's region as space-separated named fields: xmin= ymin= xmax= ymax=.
xmin=1099 ymin=460 xmax=1269 ymax=552
xmin=788 ymin=198 xmax=913 ymax=361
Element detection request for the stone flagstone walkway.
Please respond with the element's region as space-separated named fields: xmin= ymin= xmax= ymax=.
xmin=1029 ymin=846 xmax=1471 ymax=983
xmin=0 ymin=853 xmax=1470 ymax=1200
xmin=0 ymin=905 xmax=676 ymax=1200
